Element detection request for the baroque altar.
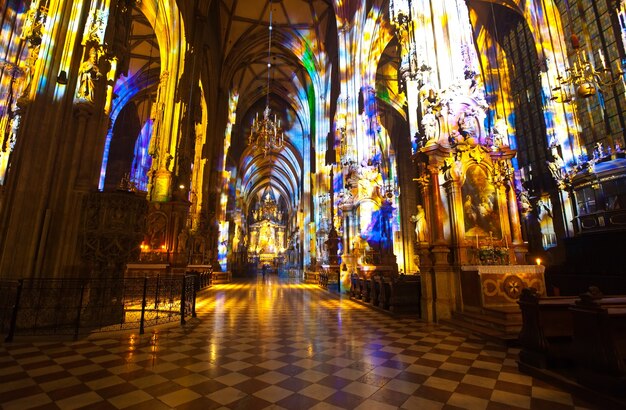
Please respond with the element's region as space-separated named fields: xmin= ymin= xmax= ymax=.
xmin=247 ymin=187 xmax=286 ymax=268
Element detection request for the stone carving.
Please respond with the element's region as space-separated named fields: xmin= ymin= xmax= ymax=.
xmin=82 ymin=8 xmax=108 ymax=45
xmin=21 ymin=1 xmax=46 ymax=44
xmin=492 ymin=115 xmax=507 ymax=148
xmin=546 ymin=145 xmax=565 ymax=183
xmin=421 ymin=108 xmax=438 ymax=144
xmin=76 ymin=48 xmax=101 ymax=102
xmin=410 ymin=204 xmax=429 ymax=243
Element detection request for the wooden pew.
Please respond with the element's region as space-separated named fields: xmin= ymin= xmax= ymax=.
xmin=379 ymin=277 xmax=391 ymax=310
xmin=319 ymin=271 xmax=328 ymax=289
xmin=570 ymin=289 xmax=626 ymax=396
xmin=350 ymin=274 xmax=360 ymax=298
xmin=359 ymin=277 xmax=371 ymax=303
xmin=371 ymin=275 xmax=381 ymax=307
xmin=388 ymin=275 xmax=421 ymax=314
xmin=517 ymin=287 xmax=577 ymax=369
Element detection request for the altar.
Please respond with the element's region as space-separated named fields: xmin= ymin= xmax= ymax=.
xmin=247 ymin=187 xmax=287 ymax=271
xmin=453 ymin=265 xmax=546 ymax=340
xmin=460 ymin=265 xmax=546 ymax=309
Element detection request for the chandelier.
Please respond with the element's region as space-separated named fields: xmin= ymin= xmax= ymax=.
xmin=249 ymin=1 xmax=284 ymax=156
xmin=552 ymin=34 xmax=624 ymax=101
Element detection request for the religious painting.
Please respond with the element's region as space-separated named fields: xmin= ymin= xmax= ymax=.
xmin=462 ymin=165 xmax=501 ymax=237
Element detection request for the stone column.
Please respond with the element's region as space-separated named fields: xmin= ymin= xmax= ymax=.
xmin=428 ymin=164 xmax=446 ymax=245
xmin=507 ymin=178 xmax=527 ymax=263
xmin=427 ymin=162 xmax=453 ymax=321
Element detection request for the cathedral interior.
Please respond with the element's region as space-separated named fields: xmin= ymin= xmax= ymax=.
xmin=2 ymin=0 xmax=626 ymax=407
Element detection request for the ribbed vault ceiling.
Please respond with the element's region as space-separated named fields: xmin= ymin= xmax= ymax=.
xmin=218 ymin=0 xmax=336 ymax=216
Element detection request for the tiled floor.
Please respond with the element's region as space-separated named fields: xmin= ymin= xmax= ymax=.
xmin=1 ymin=276 xmax=597 ymax=409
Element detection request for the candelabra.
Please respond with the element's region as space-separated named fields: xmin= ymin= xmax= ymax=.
xmin=249 ymin=0 xmax=285 ymax=156
xmin=552 ymin=34 xmax=623 ymax=100
xmin=250 ymin=106 xmax=284 ymax=156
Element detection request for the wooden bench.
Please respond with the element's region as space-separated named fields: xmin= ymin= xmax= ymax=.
xmin=371 ymin=275 xmax=382 ymax=307
xmin=212 ymin=271 xmax=231 ymax=284
xmin=570 ymin=290 xmax=626 ymax=396
xmin=318 ymin=271 xmax=328 ymax=289
xmin=378 ymin=277 xmax=391 ymax=310
xmin=517 ymin=287 xmax=577 ymax=369
xmin=388 ymin=275 xmax=421 ymax=314
xmin=350 ymin=274 xmax=360 ymax=298
xmin=359 ymin=277 xmax=371 ymax=303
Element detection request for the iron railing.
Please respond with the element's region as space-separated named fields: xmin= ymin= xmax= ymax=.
xmin=1 ymin=274 xmax=206 ymax=342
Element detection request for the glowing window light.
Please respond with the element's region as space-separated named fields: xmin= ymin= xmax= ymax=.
xmin=130 ymin=120 xmax=154 ymax=191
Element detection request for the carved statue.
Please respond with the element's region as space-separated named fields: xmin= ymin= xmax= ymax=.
xmin=76 ymin=48 xmax=101 ymax=102
xmin=410 ymin=205 xmax=428 ymax=243
xmin=177 ymin=229 xmax=189 ymax=253
xmin=492 ymin=115 xmax=507 ymax=148
xmin=83 ymin=9 xmax=107 ymax=45
xmin=21 ymin=2 xmax=44 ymax=43
xmin=547 ymin=145 xmax=565 ymax=181
xmin=421 ymin=108 xmax=438 ymax=143
xmin=517 ymin=189 xmax=532 ymax=215
xmin=458 ymin=111 xmax=477 ymax=140
xmin=357 ymin=161 xmax=382 ymax=199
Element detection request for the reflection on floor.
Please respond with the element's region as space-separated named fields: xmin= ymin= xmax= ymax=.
xmin=0 ymin=276 xmax=595 ymax=409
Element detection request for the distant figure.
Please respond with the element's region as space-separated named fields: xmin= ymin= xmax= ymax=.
xmin=262 ymin=263 xmax=268 ymax=279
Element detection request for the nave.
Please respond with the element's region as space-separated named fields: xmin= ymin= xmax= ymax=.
xmin=1 ymin=277 xmax=593 ymax=410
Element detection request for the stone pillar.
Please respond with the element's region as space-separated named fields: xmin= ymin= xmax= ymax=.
xmin=428 ymin=164 xmax=446 ymax=244
xmin=507 ymin=179 xmax=527 ymax=263
xmin=443 ymin=177 xmax=464 ymax=265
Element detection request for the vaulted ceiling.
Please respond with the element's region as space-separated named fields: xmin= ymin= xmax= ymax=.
xmin=215 ymin=0 xmax=338 ymax=216
xmin=121 ymin=0 xmax=402 ymax=217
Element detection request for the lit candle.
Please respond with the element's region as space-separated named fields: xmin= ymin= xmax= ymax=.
xmin=536 ymin=258 xmax=542 ymax=265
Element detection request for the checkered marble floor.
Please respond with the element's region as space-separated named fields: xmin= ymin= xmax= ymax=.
xmin=1 ymin=276 xmax=597 ymax=409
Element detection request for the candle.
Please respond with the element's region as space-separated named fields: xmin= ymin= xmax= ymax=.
xmin=476 ymin=234 xmax=479 ymax=248
xmin=504 ymin=235 xmax=508 ymax=248
xmin=599 ymin=50 xmax=606 ymax=69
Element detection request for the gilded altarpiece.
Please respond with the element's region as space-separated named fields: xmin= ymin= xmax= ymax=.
xmin=416 ymin=140 xmax=533 ymax=325
xmin=247 ymin=189 xmax=286 ymax=268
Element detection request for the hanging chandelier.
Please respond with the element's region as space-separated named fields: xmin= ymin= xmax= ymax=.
xmin=552 ymin=34 xmax=624 ymax=101
xmin=249 ymin=1 xmax=284 ymax=156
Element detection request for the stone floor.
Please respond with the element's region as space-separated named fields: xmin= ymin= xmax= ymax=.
xmin=0 ymin=276 xmax=597 ymax=409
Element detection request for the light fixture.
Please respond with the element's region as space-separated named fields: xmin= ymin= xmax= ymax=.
xmin=57 ymin=70 xmax=68 ymax=84
xmin=552 ymin=34 xmax=623 ymax=100
xmin=249 ymin=0 xmax=285 ymax=156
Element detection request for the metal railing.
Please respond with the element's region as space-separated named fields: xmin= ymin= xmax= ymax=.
xmin=1 ymin=274 xmax=203 ymax=342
